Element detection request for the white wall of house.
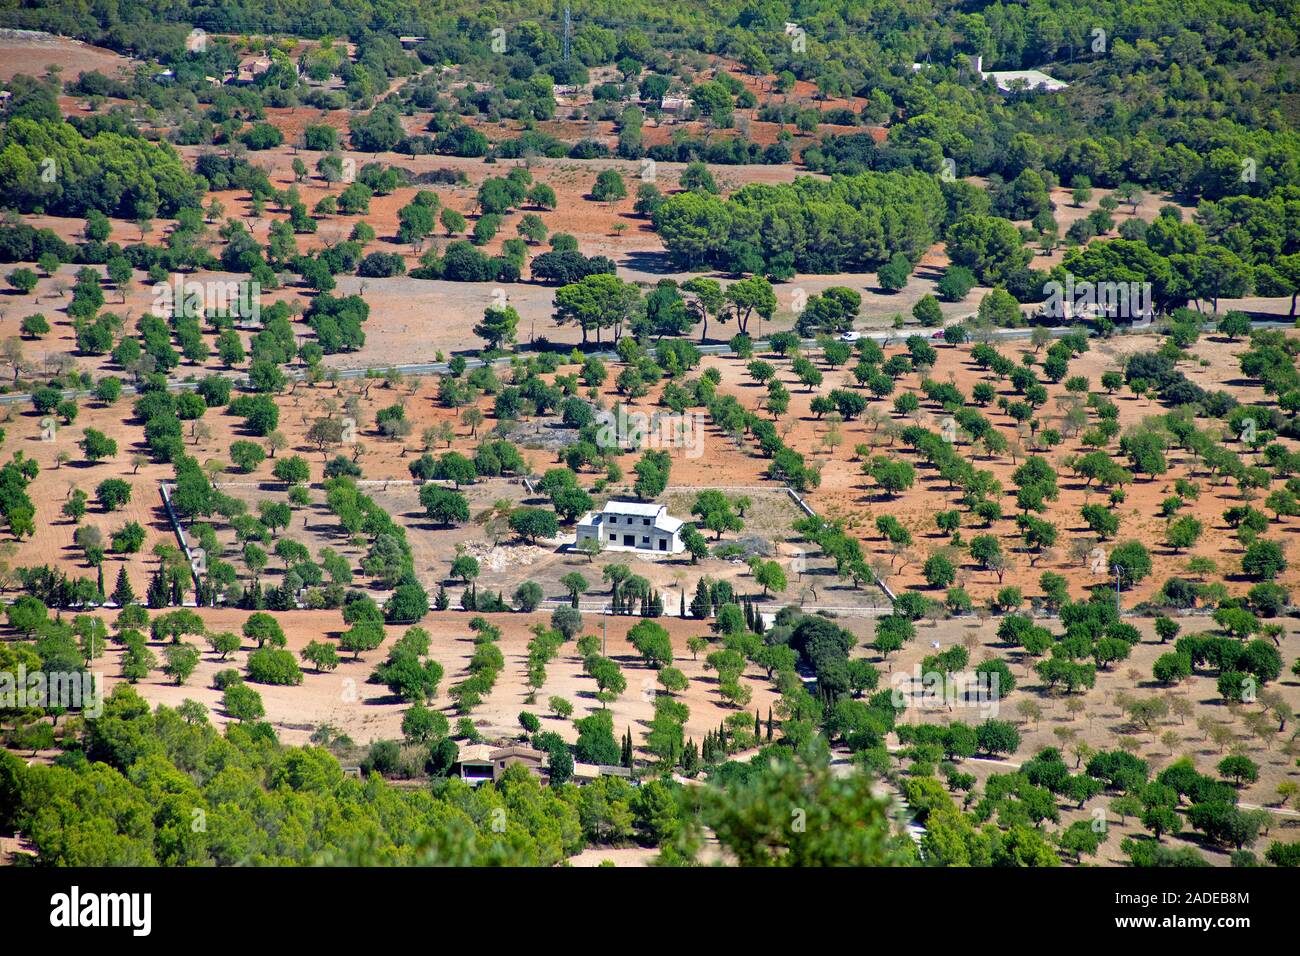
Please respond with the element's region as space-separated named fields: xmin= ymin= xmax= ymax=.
xmin=576 ymin=505 xmax=684 ymax=555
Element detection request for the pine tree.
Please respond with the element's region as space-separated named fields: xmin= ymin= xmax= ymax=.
xmin=111 ymin=566 xmax=136 ymax=607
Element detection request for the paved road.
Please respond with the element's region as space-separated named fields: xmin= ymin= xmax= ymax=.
xmin=538 ymin=598 xmax=891 ymax=617
xmin=1 ymin=317 xmax=1290 ymax=407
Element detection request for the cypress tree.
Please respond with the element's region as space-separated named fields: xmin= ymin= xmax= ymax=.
xmin=754 ymin=709 xmax=761 ymax=741
xmin=146 ymin=567 xmax=168 ymax=608
xmin=766 ymin=706 xmax=773 ymax=741
xmin=690 ymin=579 xmax=711 ymax=618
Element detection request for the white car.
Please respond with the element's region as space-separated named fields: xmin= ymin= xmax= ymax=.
xmin=839 ymin=330 xmax=862 ymax=342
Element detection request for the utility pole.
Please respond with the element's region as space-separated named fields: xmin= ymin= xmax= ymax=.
xmin=562 ymin=2 xmax=571 ymax=63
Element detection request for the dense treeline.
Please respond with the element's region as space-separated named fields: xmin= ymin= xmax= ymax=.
xmin=0 ymin=686 xmax=589 ymax=865
xmin=0 ymin=113 xmax=202 ymax=220
xmin=653 ymin=169 xmax=944 ymax=274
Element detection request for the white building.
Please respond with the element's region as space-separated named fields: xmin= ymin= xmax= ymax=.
xmin=576 ymin=499 xmax=685 ymax=555
xmin=971 ymin=55 xmax=1068 ymax=93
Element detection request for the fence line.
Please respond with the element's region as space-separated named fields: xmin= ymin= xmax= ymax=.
xmin=784 ymin=486 xmax=817 ymax=518
xmin=779 ymin=484 xmax=898 ymax=606
xmin=158 ymin=482 xmax=201 ymax=590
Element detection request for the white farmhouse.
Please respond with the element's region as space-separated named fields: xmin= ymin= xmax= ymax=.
xmin=576 ymin=499 xmax=685 ymax=555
